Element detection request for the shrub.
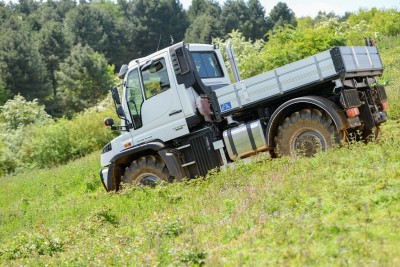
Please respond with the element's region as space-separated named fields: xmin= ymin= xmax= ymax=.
xmin=348 ymin=8 xmax=400 ymax=37
xmin=0 ymin=94 xmax=51 ymax=131
xmin=22 ymin=106 xmax=116 ymax=168
xmin=0 ymin=94 xmax=117 ymax=173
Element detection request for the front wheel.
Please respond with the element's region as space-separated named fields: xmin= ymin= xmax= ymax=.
xmin=274 ymin=109 xmax=345 ymax=157
xmin=122 ymin=155 xmax=172 ymax=187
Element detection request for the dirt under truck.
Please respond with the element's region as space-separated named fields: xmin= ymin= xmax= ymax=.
xmin=99 ymin=41 xmax=388 ymax=191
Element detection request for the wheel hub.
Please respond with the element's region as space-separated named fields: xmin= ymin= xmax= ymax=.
xmin=138 ymin=173 xmax=161 ymax=187
xmin=292 ymin=130 xmax=326 ymax=157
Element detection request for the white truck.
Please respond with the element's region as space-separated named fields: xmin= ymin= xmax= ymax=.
xmin=100 ymin=41 xmax=388 ymax=191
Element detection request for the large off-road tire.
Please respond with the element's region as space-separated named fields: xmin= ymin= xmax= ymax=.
xmin=122 ymin=155 xmax=172 ymax=187
xmin=274 ymin=109 xmax=344 ymax=157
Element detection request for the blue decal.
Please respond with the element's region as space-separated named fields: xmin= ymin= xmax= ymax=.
xmin=220 ymin=102 xmax=232 ymax=111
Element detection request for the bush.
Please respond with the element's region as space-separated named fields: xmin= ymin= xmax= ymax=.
xmin=22 ymin=106 xmax=116 ymax=168
xmin=348 ymin=8 xmax=400 ymax=37
xmin=0 ymin=95 xmax=117 ymax=173
xmin=0 ymin=94 xmax=51 ymax=131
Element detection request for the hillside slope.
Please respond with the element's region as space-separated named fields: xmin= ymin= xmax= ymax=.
xmin=1 ymin=32 xmax=400 ymax=267
xmin=1 ymin=119 xmax=399 ymax=266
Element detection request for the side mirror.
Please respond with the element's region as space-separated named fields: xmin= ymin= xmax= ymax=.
xmin=118 ymin=64 xmax=128 ymax=79
xmin=111 ymin=86 xmax=121 ymax=105
xmin=116 ymin=106 xmax=125 ymax=117
xmin=104 ymin=117 xmax=115 ymax=127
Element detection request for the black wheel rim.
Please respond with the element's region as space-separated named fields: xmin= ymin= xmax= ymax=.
xmin=292 ymin=130 xmax=326 ymax=157
xmin=139 ymin=173 xmax=161 ymax=187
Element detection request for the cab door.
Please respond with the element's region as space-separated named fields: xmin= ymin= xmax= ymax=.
xmin=125 ymin=54 xmax=189 ymax=145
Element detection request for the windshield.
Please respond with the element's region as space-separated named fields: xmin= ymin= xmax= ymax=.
xmin=126 ymin=68 xmax=144 ymax=129
xmin=191 ymin=52 xmax=223 ymax=79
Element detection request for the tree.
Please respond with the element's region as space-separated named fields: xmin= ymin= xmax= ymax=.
xmin=0 ymin=77 xmax=9 ymax=105
xmin=121 ymin=0 xmax=188 ymax=57
xmin=185 ymin=14 xmax=221 ymax=43
xmin=259 ymin=24 xmax=345 ymax=72
xmin=0 ymin=94 xmax=51 ymax=131
xmin=64 ymin=4 xmax=116 ymax=55
xmin=268 ymin=2 xmax=297 ymax=29
xmin=38 ymin=20 xmax=71 ymax=98
xmin=245 ymin=0 xmax=271 ymax=39
xmin=0 ymin=17 xmax=51 ymax=101
xmin=55 ymin=44 xmax=115 ymax=115
xmin=213 ymin=30 xmax=265 ymax=79
xmin=220 ymin=0 xmax=271 ymax=40
xmin=185 ymin=0 xmax=222 ymax=43
xmin=186 ymin=0 xmax=221 ymax=23
xmin=220 ymin=0 xmax=249 ymax=37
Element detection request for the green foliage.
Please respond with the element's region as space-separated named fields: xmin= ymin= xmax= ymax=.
xmin=0 ymin=94 xmax=51 ymax=131
xmin=215 ymin=23 xmax=346 ymax=79
xmin=0 ymin=95 xmax=52 ymax=174
xmin=0 ymin=17 xmax=51 ymax=101
xmin=0 ymin=121 xmax=400 ymax=265
xmin=0 ymin=78 xmax=9 ymax=105
xmin=185 ymin=0 xmax=222 ymax=43
xmin=0 ymin=94 xmax=116 ymax=173
xmin=0 ymin=228 xmax=64 ymax=260
xmin=123 ymin=0 xmax=188 ymax=57
xmin=38 ymin=20 xmax=71 ymax=98
xmin=268 ymin=1 xmax=297 ymax=29
xmin=56 ymin=43 xmax=115 ymax=115
xmin=348 ymin=8 xmax=400 ymax=37
xmin=376 ymin=35 xmax=400 ymax=119
xmin=21 ymin=103 xmax=116 ymax=168
xmin=259 ymin=24 xmax=346 ymax=72
xmin=220 ymin=0 xmax=271 ymax=40
xmin=63 ymin=2 xmax=123 ymax=65
xmin=214 ymin=30 xmax=264 ymax=79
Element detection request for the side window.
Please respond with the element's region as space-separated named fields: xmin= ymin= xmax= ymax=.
xmin=142 ymin=58 xmax=170 ymax=99
xmin=126 ymin=68 xmax=144 ymax=129
xmin=191 ymin=52 xmax=223 ymax=78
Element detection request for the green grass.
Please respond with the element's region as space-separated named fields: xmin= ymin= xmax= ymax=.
xmin=1 ymin=120 xmax=399 ymax=266
xmin=1 ymin=34 xmax=400 ymax=267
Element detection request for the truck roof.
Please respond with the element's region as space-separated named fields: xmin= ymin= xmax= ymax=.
xmin=127 ymin=43 xmax=216 ymax=69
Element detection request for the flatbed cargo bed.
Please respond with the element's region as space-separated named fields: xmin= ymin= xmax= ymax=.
xmin=216 ymin=46 xmax=384 ymax=114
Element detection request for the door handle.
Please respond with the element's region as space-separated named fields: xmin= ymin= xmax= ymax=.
xmin=169 ymin=109 xmax=182 ymax=116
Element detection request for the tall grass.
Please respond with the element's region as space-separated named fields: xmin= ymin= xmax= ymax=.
xmin=0 ymin=120 xmax=399 ymax=266
xmin=377 ymin=35 xmax=400 ymax=119
xmin=0 ymin=19 xmax=399 ymax=267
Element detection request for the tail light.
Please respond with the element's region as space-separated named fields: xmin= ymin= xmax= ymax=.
xmin=381 ymin=101 xmax=389 ymax=111
xmin=346 ymin=107 xmax=360 ymax=118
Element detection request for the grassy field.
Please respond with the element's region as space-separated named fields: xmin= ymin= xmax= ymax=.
xmin=1 ymin=119 xmax=399 ymax=266
xmin=1 ymin=36 xmax=400 ymax=266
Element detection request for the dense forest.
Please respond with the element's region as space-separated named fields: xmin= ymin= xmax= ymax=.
xmin=0 ymin=0 xmax=300 ymax=117
xmin=1 ymin=2 xmax=400 ymax=264
xmin=1 ymin=0 xmax=398 ymax=117
xmin=0 ymin=0 xmax=399 ymax=175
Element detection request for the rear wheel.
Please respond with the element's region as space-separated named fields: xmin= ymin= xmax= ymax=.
xmin=122 ymin=155 xmax=172 ymax=187
xmin=274 ymin=109 xmax=344 ymax=157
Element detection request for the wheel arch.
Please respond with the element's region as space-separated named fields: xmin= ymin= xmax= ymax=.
xmin=266 ymin=96 xmax=348 ymax=147
xmin=107 ymin=140 xmax=184 ymax=191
